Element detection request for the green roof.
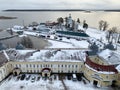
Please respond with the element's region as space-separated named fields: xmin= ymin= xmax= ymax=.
xmin=56 ymin=31 xmax=89 ymax=37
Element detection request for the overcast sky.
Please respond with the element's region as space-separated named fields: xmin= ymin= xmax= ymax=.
xmin=0 ymin=0 xmax=120 ymax=10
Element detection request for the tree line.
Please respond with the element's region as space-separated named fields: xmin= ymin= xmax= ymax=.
xmin=98 ymin=20 xmax=120 ymax=43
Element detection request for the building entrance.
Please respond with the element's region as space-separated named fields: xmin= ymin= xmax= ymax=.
xmin=41 ymin=68 xmax=51 ymax=77
xmin=93 ymin=80 xmax=98 ymax=86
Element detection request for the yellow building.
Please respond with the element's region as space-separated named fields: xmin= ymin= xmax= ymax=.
xmin=0 ymin=49 xmax=84 ymax=81
xmin=0 ymin=49 xmax=120 ymax=88
xmin=84 ymin=49 xmax=120 ymax=87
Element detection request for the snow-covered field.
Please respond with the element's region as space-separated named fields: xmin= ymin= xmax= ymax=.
xmin=0 ymin=74 xmax=114 ymax=90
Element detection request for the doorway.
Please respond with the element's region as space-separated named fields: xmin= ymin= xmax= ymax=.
xmin=93 ymin=80 xmax=98 ymax=86
xmin=14 ymin=72 xmax=17 ymax=76
xmin=45 ymin=73 xmax=47 ymax=78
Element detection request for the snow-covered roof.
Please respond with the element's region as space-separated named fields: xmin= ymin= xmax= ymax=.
xmin=6 ymin=49 xmax=86 ymax=62
xmin=116 ymin=65 xmax=120 ymax=72
xmin=98 ymin=49 xmax=120 ymax=65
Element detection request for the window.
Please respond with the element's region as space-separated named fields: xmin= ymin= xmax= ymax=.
xmin=69 ymin=65 xmax=70 ymax=68
xmin=58 ymin=65 xmax=59 ymax=67
xmin=51 ymin=64 xmax=52 ymax=67
xmin=62 ymin=65 xmax=63 ymax=67
xmin=65 ymin=65 xmax=67 ymax=67
xmin=26 ymin=64 xmax=28 ymax=68
xmin=72 ymin=65 xmax=74 ymax=68
xmin=33 ymin=64 xmax=35 ymax=68
xmin=30 ymin=64 xmax=31 ymax=67
xmin=76 ymin=65 xmax=77 ymax=68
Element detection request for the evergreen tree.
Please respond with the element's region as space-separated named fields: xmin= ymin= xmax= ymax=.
xmin=83 ymin=23 xmax=88 ymax=29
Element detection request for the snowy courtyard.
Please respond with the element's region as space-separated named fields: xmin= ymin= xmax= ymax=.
xmin=0 ymin=74 xmax=115 ymax=90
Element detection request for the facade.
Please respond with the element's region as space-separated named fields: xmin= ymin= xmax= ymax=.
xmin=0 ymin=60 xmax=84 ymax=80
xmin=0 ymin=49 xmax=120 ymax=88
xmin=84 ymin=56 xmax=119 ymax=87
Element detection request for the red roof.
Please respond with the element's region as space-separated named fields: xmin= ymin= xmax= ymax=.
xmin=41 ymin=68 xmax=51 ymax=72
xmin=86 ymin=56 xmax=118 ymax=73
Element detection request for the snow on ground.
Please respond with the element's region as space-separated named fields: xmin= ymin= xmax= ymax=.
xmin=86 ymin=27 xmax=107 ymax=41
xmin=78 ymin=24 xmax=106 ymax=41
xmin=0 ymin=74 xmax=64 ymax=90
xmin=47 ymin=40 xmax=74 ymax=48
xmin=47 ymin=38 xmax=89 ymax=49
xmin=0 ymin=74 xmax=114 ymax=90
xmin=64 ymin=80 xmax=113 ymax=90
xmin=19 ymin=34 xmax=27 ymax=37
xmin=24 ymin=31 xmax=39 ymax=36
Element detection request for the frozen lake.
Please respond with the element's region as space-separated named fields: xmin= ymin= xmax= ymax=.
xmin=0 ymin=11 xmax=120 ymax=31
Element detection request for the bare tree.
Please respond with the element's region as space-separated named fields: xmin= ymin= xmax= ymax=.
xmin=98 ymin=20 xmax=109 ymax=31
xmin=99 ymin=20 xmax=104 ymax=30
xmin=57 ymin=17 xmax=64 ymax=24
xmin=103 ymin=21 xmax=109 ymax=31
xmin=108 ymin=27 xmax=117 ymax=43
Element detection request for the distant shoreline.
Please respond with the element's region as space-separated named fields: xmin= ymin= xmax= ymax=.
xmin=0 ymin=16 xmax=17 ymax=19
xmin=3 ymin=9 xmax=120 ymax=12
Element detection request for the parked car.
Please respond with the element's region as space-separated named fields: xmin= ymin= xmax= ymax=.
xmin=72 ymin=74 xmax=77 ymax=81
xmin=31 ymin=76 xmax=36 ymax=82
xmin=20 ymin=74 xmax=26 ymax=80
xmin=26 ymin=75 xmax=31 ymax=80
xmin=36 ymin=76 xmax=40 ymax=81
xmin=76 ymin=75 xmax=82 ymax=81
xmin=67 ymin=74 xmax=72 ymax=80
